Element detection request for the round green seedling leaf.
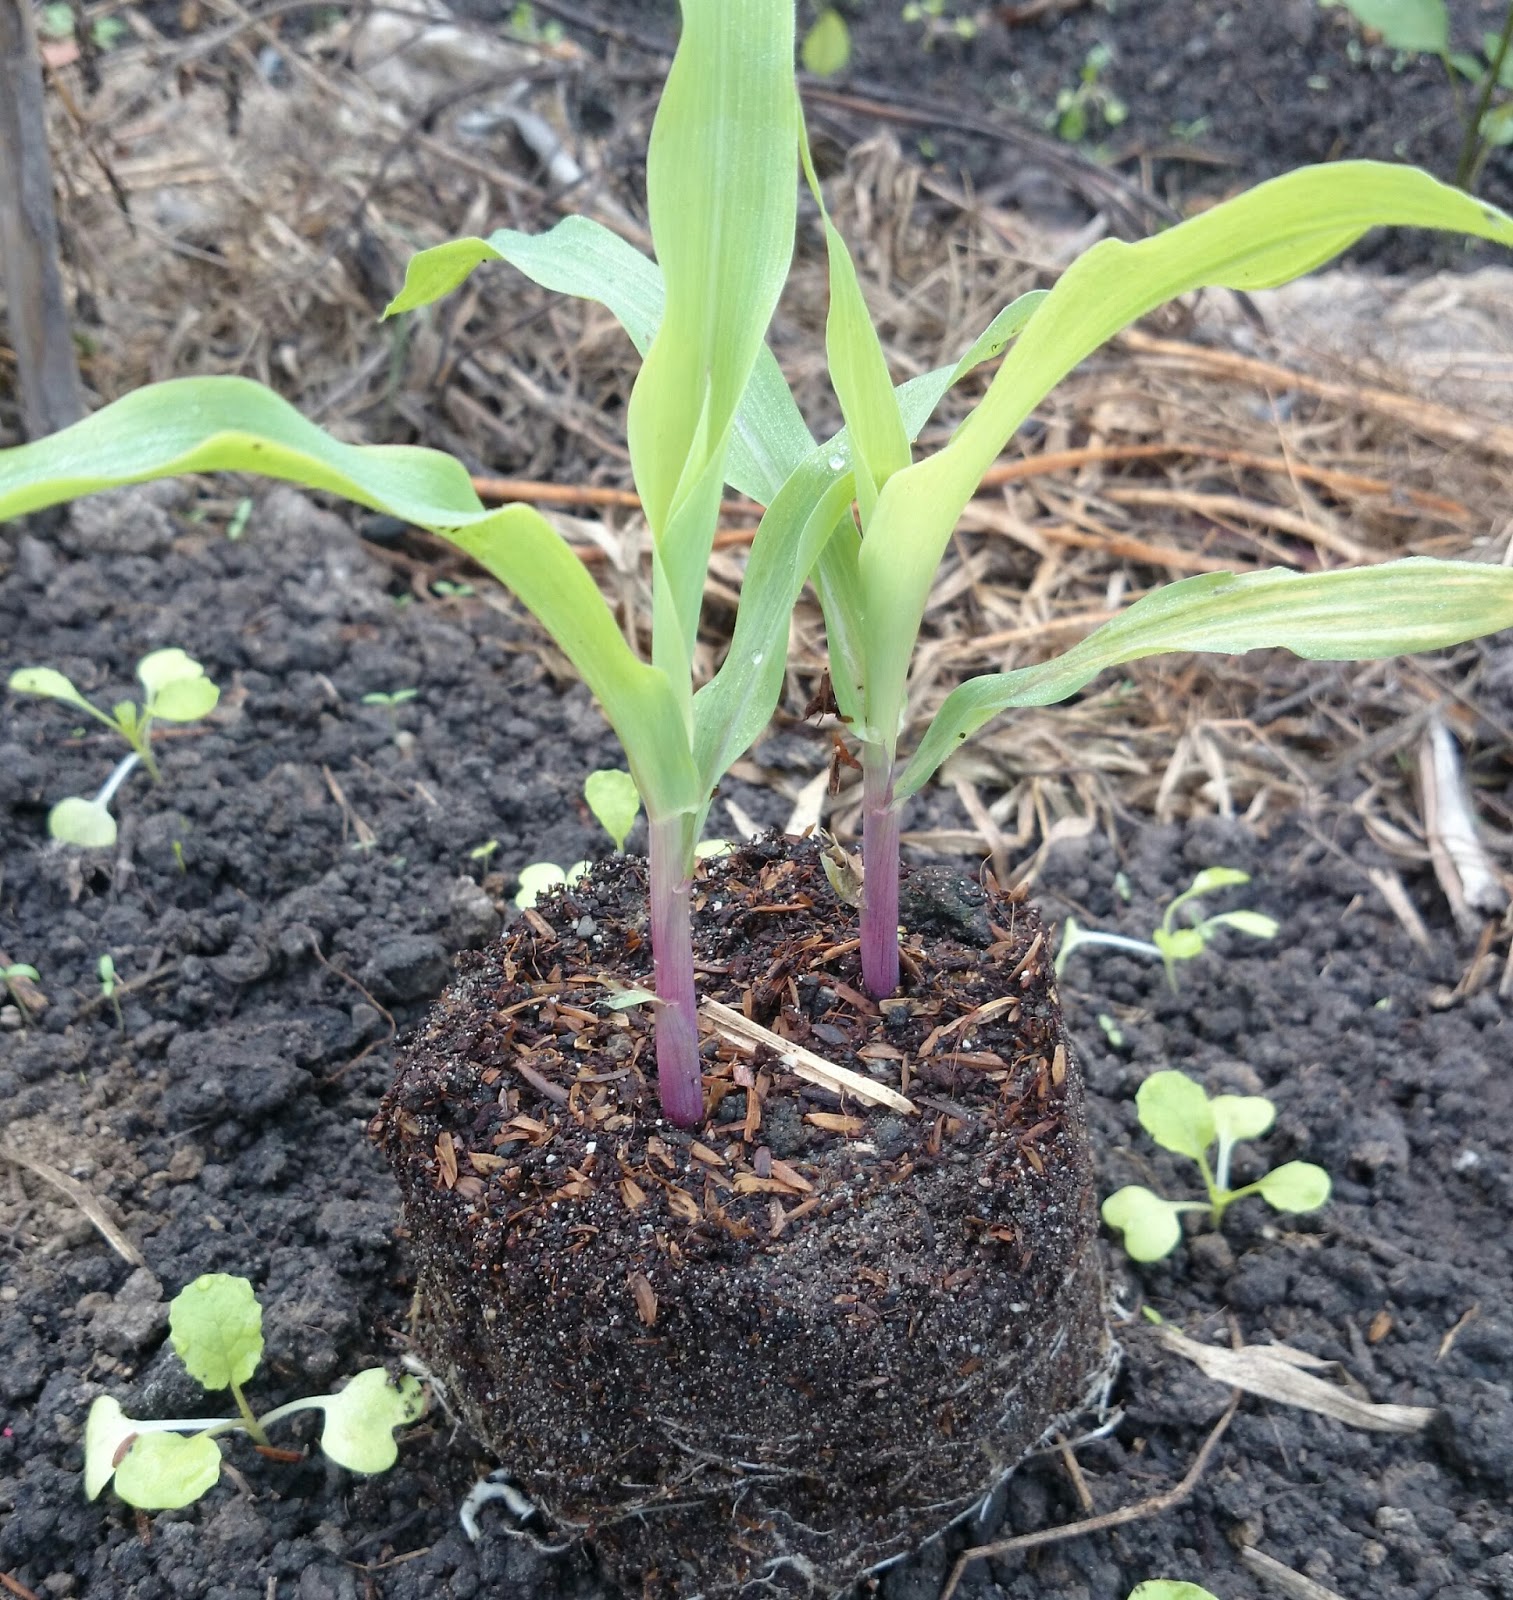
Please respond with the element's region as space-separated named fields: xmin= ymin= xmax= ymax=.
xmin=1101 ymin=1186 xmax=1186 ymax=1262
xmin=1153 ymin=926 xmax=1206 ymax=964
xmin=112 ymin=1429 xmax=223 ymax=1510
xmin=1129 ymin=1583 xmax=1221 ymax=1600
xmin=9 ymin=666 xmax=89 ymax=708
xmin=84 ymin=1395 xmax=137 ymax=1501
xmin=1184 ymin=866 xmax=1251 ymax=897
xmin=48 ymin=796 xmax=118 ymax=849
xmin=1206 ymin=909 xmax=1279 ymax=940
xmin=1135 ymin=1069 xmax=1216 ymax=1160
xmin=583 ymin=768 xmax=640 ymax=851
xmin=316 ymin=1369 xmax=426 ymax=1474
xmin=800 ymin=8 xmax=850 ymax=75
xmin=169 ymin=1273 xmax=263 ymax=1392
xmin=514 ymin=862 xmax=566 ymax=910
xmin=1210 ymin=1093 xmax=1275 ymax=1145
xmin=150 ymin=675 xmax=219 ymax=722
xmin=1255 ymin=1160 xmax=1332 ymax=1214
xmin=136 ymin=648 xmax=205 ymax=696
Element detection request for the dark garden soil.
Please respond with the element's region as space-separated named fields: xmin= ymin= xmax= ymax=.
xmin=573 ymin=0 xmax=1513 ymax=270
xmin=2 ymin=489 xmax=1511 ymax=1599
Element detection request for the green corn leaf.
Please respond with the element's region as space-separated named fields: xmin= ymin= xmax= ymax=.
xmin=801 ymin=118 xmax=911 ymax=526
xmin=169 ymin=1273 xmax=263 ymax=1392
xmin=0 ymin=377 xmax=697 ymax=821
xmin=860 ymin=163 xmax=1513 ymax=752
xmin=388 ymin=206 xmax=1038 ymax=765
xmin=1337 ymin=0 xmax=1449 ymax=53
xmin=1101 ymin=1185 xmax=1187 ymax=1262
xmin=627 ymin=0 xmax=798 ymax=687
xmin=1136 ymin=1069 xmax=1215 ymax=1161
xmin=692 ymin=449 xmax=858 ymax=789
xmin=112 ymin=1430 xmax=223 ymax=1510
xmin=314 ymin=1368 xmax=426 ymax=1474
xmin=898 ymin=556 xmax=1513 ymax=798
xmin=1255 ymin=1160 xmax=1332 ymax=1213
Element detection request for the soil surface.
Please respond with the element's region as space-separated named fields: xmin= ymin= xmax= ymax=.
xmin=584 ymin=0 xmax=1513 ymax=269
xmin=3 ymin=489 xmax=1511 ymax=1599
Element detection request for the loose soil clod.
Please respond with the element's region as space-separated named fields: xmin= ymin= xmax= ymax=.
xmin=378 ymin=839 xmax=1109 ymax=1597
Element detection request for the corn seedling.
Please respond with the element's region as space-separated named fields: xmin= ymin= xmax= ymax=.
xmin=1102 ymin=1070 xmax=1331 ymax=1262
xmin=85 ymin=1274 xmax=423 ymax=1510
xmin=1056 ymin=867 xmax=1278 ymax=990
xmin=6 ymin=3 xmax=1513 ymax=1123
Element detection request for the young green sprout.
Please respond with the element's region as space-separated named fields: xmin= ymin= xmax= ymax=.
xmin=360 ymin=687 xmax=418 ymax=740
xmin=514 ymin=769 xmax=642 ymax=908
xmin=85 ymin=1274 xmax=424 ymax=1511
xmin=1129 ymin=1585 xmax=1220 ymax=1600
xmin=98 ymin=954 xmax=124 ymax=1033
xmin=6 ymin=2 xmax=1513 ymax=1125
xmin=1 ymin=961 xmax=43 ymax=1024
xmin=9 ymin=650 xmax=219 ymax=848
xmin=1102 ymin=1069 xmax=1331 ymax=1262
xmin=1056 ymin=867 xmax=1279 ymax=990
xmin=1336 ymin=0 xmax=1513 ymax=190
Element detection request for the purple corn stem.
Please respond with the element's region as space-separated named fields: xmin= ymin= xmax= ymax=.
xmin=860 ymin=744 xmax=901 ymax=999
xmin=648 ymin=813 xmax=704 ymax=1127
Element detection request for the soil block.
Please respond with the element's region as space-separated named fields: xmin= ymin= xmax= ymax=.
xmin=377 ymin=837 xmax=1109 ymax=1597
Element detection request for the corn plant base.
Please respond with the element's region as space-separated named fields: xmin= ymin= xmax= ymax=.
xmin=377 ymin=839 xmax=1106 ymax=1596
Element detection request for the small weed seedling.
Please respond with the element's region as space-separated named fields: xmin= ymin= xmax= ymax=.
xmin=1056 ymin=867 xmax=1278 ymax=989
xmin=1334 ymin=0 xmax=1513 ymax=188
xmin=901 ymin=0 xmax=978 ymax=49
xmin=9 ymin=650 xmax=219 ymax=848
xmin=1052 ymin=42 xmax=1129 ymax=143
xmin=1102 ymin=1070 xmax=1331 ymax=1262
xmin=1130 ymin=1586 xmax=1220 ymax=1600
xmin=85 ymin=1274 xmax=424 ymax=1510
xmin=97 ymin=954 xmax=124 ymax=1032
xmin=1 ymin=961 xmax=42 ymax=1024
xmin=515 ymin=859 xmax=590 ymax=910
xmin=515 ymin=768 xmax=642 ymax=908
xmin=800 ymin=7 xmax=851 ymax=75
xmin=469 ymin=838 xmax=500 ymax=866
xmin=361 ymin=687 xmax=418 ymax=724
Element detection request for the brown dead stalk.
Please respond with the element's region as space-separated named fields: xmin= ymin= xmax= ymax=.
xmin=938 ymin=1394 xmax=1240 ymax=1600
